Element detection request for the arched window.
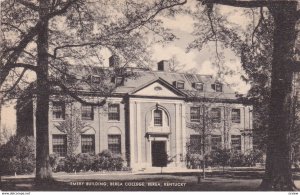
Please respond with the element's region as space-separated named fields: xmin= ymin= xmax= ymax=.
xmin=154 ymin=109 xmax=163 ymax=126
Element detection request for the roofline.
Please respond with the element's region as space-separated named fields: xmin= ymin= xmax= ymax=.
xmin=129 ymin=77 xmax=187 ymax=97
xmin=128 ymin=94 xmax=185 ymax=100
xmin=186 ymin=97 xmax=253 ymax=105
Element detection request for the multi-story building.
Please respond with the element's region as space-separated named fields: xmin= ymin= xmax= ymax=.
xmin=17 ymin=58 xmax=253 ymax=170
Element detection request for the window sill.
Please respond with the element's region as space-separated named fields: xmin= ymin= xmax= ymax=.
xmin=107 ymin=120 xmax=121 ymax=123
xmin=52 ymin=119 xmax=65 ymax=122
xmin=82 ymin=119 xmax=94 ymax=121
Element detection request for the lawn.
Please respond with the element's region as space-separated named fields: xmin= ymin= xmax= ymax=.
xmin=1 ymin=168 xmax=300 ymax=191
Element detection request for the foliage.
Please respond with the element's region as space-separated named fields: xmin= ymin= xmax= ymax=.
xmin=0 ymin=0 xmax=187 ymax=179
xmin=210 ymin=148 xmax=231 ymax=167
xmin=92 ymin=150 xmax=124 ymax=171
xmin=55 ymin=108 xmax=89 ymax=156
xmin=0 ymin=125 xmax=13 ymax=145
xmin=63 ymin=154 xmax=79 ymax=173
xmin=61 ymin=150 xmax=124 ymax=172
xmin=186 ymin=153 xmax=203 ymax=169
xmin=0 ymin=136 xmax=35 ymax=175
xmin=74 ymin=153 xmax=95 ymax=172
xmin=49 ymin=153 xmax=66 ymax=172
xmin=49 ymin=153 xmax=60 ymax=172
xmin=229 ymin=151 xmax=246 ymax=167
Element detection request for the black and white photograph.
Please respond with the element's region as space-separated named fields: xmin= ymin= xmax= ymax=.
xmin=1 ymin=0 xmax=300 ymax=193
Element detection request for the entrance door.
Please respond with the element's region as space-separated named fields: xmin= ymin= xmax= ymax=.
xmin=151 ymin=141 xmax=167 ymax=167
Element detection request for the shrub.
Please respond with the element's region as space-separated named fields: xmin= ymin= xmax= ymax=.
xmin=229 ymin=151 xmax=246 ymax=167
xmin=0 ymin=136 xmax=35 ymax=175
xmin=92 ymin=150 xmax=124 ymax=171
xmin=246 ymin=149 xmax=264 ymax=166
xmin=75 ymin=153 xmax=94 ymax=172
xmin=49 ymin=153 xmax=60 ymax=172
xmin=210 ymin=148 xmax=231 ymax=168
xmin=186 ymin=153 xmax=203 ymax=169
xmin=64 ymin=154 xmax=77 ymax=173
xmin=110 ymin=155 xmax=124 ymax=171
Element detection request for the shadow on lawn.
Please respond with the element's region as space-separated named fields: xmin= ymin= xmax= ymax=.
xmin=1 ymin=169 xmax=300 ymax=191
xmin=0 ymin=177 xmax=258 ymax=191
xmin=138 ymin=168 xmax=300 ymax=180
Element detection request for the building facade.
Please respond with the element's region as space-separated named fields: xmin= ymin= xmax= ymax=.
xmin=17 ymin=60 xmax=253 ymax=170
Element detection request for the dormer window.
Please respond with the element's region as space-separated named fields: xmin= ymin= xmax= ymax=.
xmin=194 ymin=82 xmax=204 ymax=91
xmin=91 ymin=75 xmax=101 ymax=84
xmin=115 ymin=77 xmax=123 ymax=86
xmin=211 ymin=83 xmax=222 ymax=92
xmin=175 ymin=81 xmax=184 ymax=89
xmin=111 ymin=77 xmax=124 ymax=86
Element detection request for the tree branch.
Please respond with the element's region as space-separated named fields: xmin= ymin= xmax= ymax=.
xmin=12 ymin=63 xmax=37 ymax=71
xmin=46 ymin=0 xmax=80 ymax=19
xmin=2 ymin=22 xmax=25 ymax=35
xmin=251 ymin=7 xmax=264 ymax=46
xmin=49 ymin=80 xmax=107 ymax=107
xmin=200 ymin=0 xmax=273 ymax=8
xmin=16 ymin=0 xmax=39 ymax=11
xmin=0 ymin=21 xmax=42 ymax=86
xmin=1 ymin=0 xmax=79 ymax=86
xmin=0 ymin=68 xmax=27 ymax=93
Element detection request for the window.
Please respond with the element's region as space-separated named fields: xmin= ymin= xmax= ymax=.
xmin=81 ymin=104 xmax=94 ymax=120
xmin=91 ymin=75 xmax=101 ymax=84
xmin=189 ymin=135 xmax=201 ymax=154
xmin=108 ymin=104 xmax=120 ymax=121
xmin=215 ymin=84 xmax=223 ymax=92
xmin=52 ymin=135 xmax=67 ymax=157
xmin=211 ymin=135 xmax=222 ymax=151
xmin=108 ymin=135 xmax=121 ymax=154
xmin=154 ymin=109 xmax=163 ymax=126
xmin=231 ymin=109 xmax=241 ymax=123
xmin=190 ymin=107 xmax=201 ymax=122
xmin=176 ymin=81 xmax=185 ymax=89
xmin=81 ymin=135 xmax=95 ymax=154
xmin=115 ymin=77 xmax=123 ymax=86
xmin=194 ymin=82 xmax=204 ymax=91
xmin=52 ymin=102 xmax=65 ymax=120
xmin=231 ymin=135 xmax=241 ymax=152
xmin=211 ymin=108 xmax=221 ymax=123
xmin=211 ymin=83 xmax=223 ymax=92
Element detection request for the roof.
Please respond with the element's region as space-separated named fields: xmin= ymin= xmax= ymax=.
xmin=114 ymin=69 xmax=238 ymax=100
xmin=54 ymin=65 xmax=242 ymax=102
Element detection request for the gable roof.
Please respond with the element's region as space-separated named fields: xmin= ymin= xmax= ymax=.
xmin=129 ymin=77 xmax=187 ymax=97
xmin=113 ymin=69 xmax=238 ymax=100
xmin=55 ymin=65 xmax=241 ymax=102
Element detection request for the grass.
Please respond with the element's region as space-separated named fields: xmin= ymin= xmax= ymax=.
xmin=1 ymin=168 xmax=300 ymax=191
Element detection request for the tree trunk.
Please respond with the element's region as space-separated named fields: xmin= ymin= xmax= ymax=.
xmin=260 ymin=2 xmax=298 ymax=190
xmin=35 ymin=0 xmax=52 ymax=181
xmin=202 ymin=105 xmax=206 ymax=179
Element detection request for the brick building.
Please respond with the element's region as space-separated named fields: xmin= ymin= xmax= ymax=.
xmin=17 ymin=58 xmax=253 ymax=170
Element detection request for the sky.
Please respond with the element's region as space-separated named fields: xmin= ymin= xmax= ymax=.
xmin=1 ymin=1 xmax=252 ymax=134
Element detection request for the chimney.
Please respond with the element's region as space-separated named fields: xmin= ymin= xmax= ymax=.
xmin=109 ymin=55 xmax=119 ymax=67
xmin=157 ymin=60 xmax=170 ymax=72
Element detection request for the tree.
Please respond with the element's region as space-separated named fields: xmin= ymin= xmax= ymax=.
xmin=187 ymin=104 xmax=213 ymax=179
xmin=187 ymin=103 xmax=233 ymax=179
xmin=55 ymin=106 xmax=89 ymax=156
xmin=194 ymin=0 xmax=300 ymax=190
xmin=0 ymin=0 xmax=187 ymax=181
xmin=168 ymin=55 xmax=185 ymax=72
